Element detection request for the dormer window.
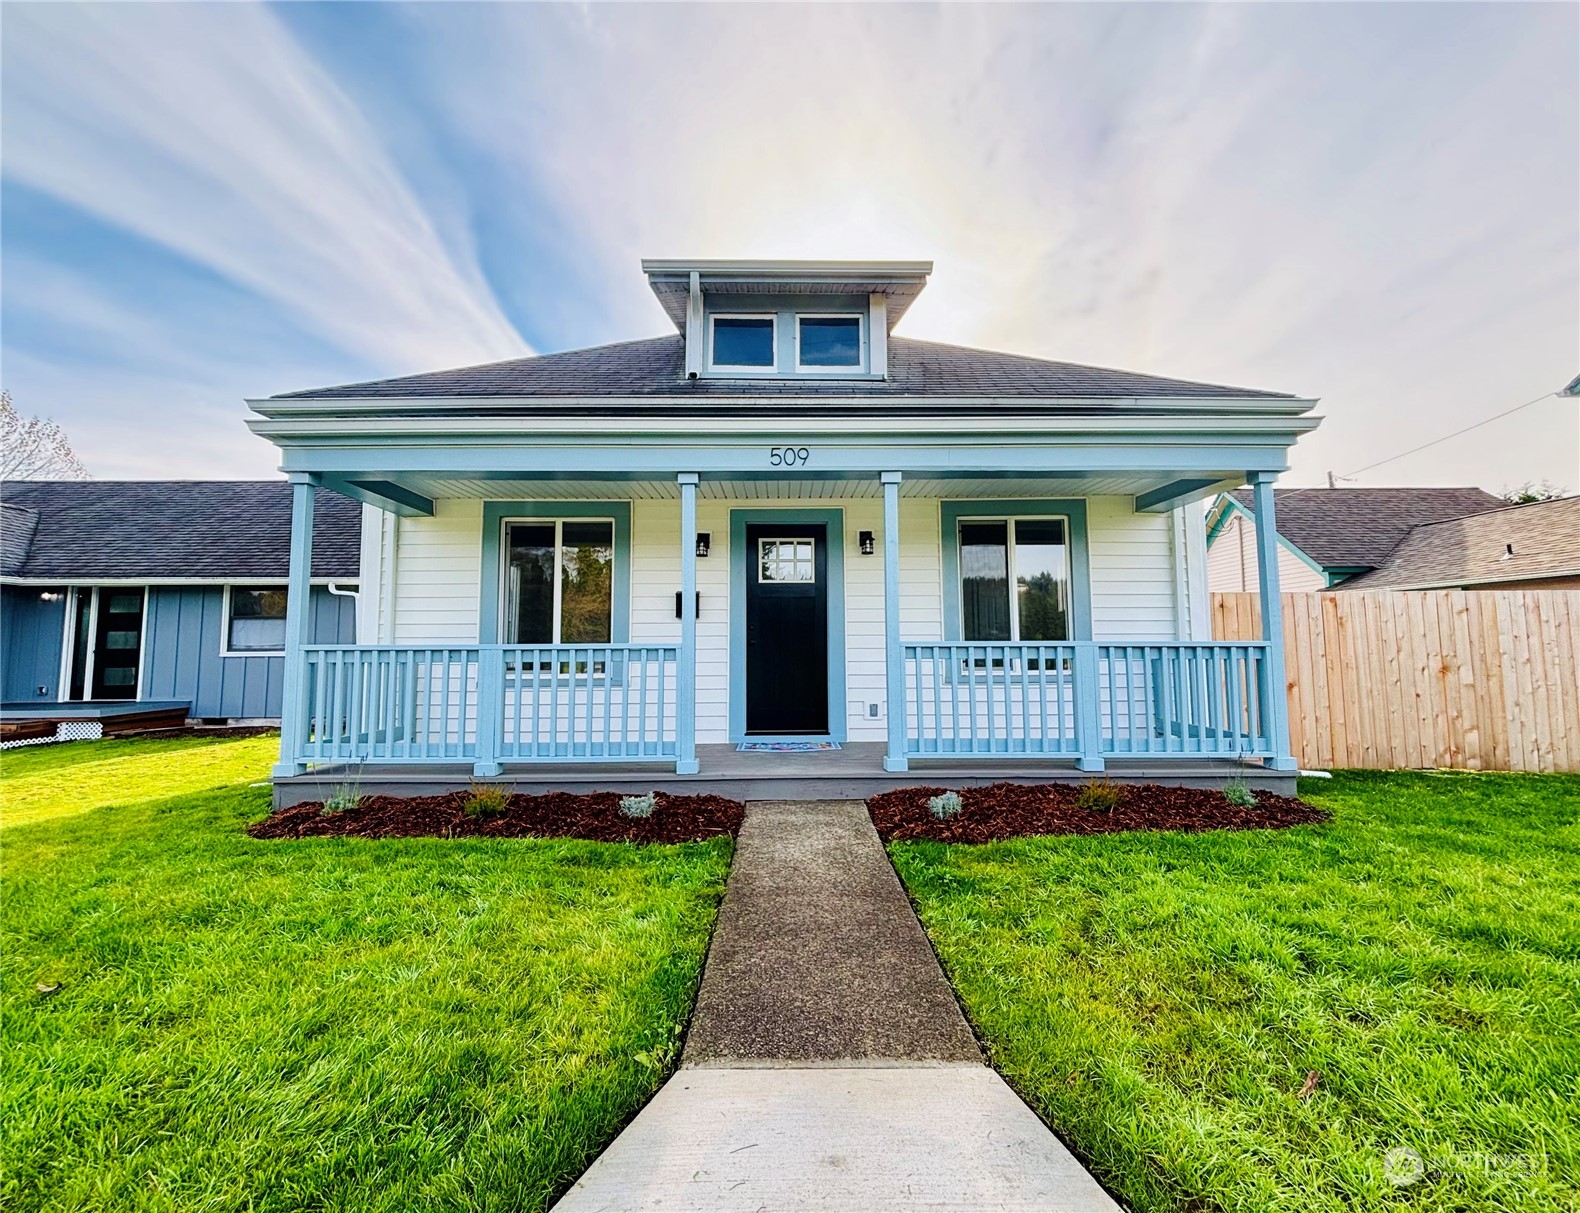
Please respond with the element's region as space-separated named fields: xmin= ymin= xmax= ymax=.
xmin=709 ymin=315 xmax=776 ymax=371
xmin=796 ymin=314 xmax=863 ymax=370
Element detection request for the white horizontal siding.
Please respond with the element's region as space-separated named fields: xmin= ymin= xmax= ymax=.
xmin=1087 ymin=496 xmax=1179 ymax=640
xmin=1206 ymin=514 xmax=1326 ymax=593
xmin=391 ymin=499 xmax=483 ymax=643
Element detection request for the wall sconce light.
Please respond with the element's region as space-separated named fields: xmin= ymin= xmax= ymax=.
xmin=858 ymin=531 xmax=876 ymax=556
xmin=695 ymin=532 xmax=711 ymax=558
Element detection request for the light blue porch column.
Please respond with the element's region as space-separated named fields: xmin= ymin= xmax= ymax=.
xmin=1250 ymin=471 xmax=1298 ymax=771
xmin=881 ymin=472 xmax=908 ymax=772
xmin=1073 ymin=644 xmax=1106 ymax=771
xmin=272 ymin=475 xmax=316 ymax=777
xmin=676 ymin=473 xmax=700 ymax=774
xmin=473 ymin=648 xmax=504 ymax=778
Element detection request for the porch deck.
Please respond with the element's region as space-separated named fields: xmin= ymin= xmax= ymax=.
xmin=269 ymin=741 xmax=1295 ymax=808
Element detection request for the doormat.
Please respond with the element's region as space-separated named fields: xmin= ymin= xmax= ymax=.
xmin=736 ymin=741 xmax=842 ymax=752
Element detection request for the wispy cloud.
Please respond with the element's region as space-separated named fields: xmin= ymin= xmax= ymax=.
xmin=3 ymin=2 xmax=525 ymax=373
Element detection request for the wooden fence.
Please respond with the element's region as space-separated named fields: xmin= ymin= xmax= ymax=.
xmin=1211 ymin=590 xmax=1580 ymax=773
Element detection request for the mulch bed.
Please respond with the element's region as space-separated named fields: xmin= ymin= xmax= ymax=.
xmin=247 ymin=790 xmax=744 ymax=844
xmin=868 ymin=781 xmax=1327 ymax=843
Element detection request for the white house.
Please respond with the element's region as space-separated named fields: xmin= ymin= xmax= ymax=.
xmin=248 ymin=260 xmax=1319 ymax=804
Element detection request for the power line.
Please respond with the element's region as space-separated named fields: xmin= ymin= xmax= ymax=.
xmin=1338 ymin=390 xmax=1559 ymax=480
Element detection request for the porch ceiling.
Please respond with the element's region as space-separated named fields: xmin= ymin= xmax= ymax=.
xmin=339 ymin=472 xmax=1242 ymax=504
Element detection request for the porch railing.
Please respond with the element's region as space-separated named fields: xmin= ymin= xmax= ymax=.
xmin=296 ymin=644 xmax=677 ymax=766
xmin=901 ymin=641 xmax=1273 ymax=760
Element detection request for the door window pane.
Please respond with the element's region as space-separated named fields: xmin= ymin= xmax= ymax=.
xmin=228 ymin=587 xmax=288 ymax=652
xmin=799 ymin=316 xmax=861 ymax=367
xmin=712 ymin=317 xmax=775 ymax=367
xmin=759 ymin=539 xmax=815 ymax=583
xmin=559 ymin=522 xmax=614 ymax=643
xmin=505 ymin=524 xmax=556 ymax=644
xmin=1013 ymin=519 xmax=1070 ymax=642
xmin=960 ymin=522 xmax=1010 ymax=641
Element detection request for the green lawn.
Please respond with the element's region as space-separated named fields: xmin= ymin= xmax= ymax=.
xmin=892 ymin=771 xmax=1580 ymax=1213
xmin=2 ymin=734 xmax=731 ymax=1212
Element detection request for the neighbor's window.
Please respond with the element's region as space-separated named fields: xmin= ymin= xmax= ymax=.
xmin=228 ymin=586 xmax=289 ymax=653
xmin=797 ymin=315 xmax=862 ymax=368
xmin=959 ymin=518 xmax=1070 ymax=642
xmin=504 ymin=520 xmax=614 ymax=644
xmin=710 ymin=315 xmax=776 ymax=369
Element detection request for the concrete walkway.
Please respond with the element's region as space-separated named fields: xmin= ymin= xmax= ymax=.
xmin=553 ymin=800 xmax=1121 ymax=1212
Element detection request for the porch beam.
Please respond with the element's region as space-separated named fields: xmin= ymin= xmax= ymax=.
xmin=1134 ymin=477 xmax=1225 ymax=513
xmin=1249 ymin=471 xmax=1298 ymax=771
xmin=676 ymin=473 xmax=700 ymax=774
xmin=272 ymin=474 xmax=317 ymax=777
xmin=881 ymin=472 xmax=907 ymax=772
xmin=322 ymin=476 xmax=434 ymax=517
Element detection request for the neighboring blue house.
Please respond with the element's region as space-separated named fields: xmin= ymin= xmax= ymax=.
xmin=247 ymin=258 xmax=1323 ymax=804
xmin=1 ymin=481 xmax=359 ymax=736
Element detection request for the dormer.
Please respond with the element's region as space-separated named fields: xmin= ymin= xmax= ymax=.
xmin=642 ymin=259 xmax=932 ymax=382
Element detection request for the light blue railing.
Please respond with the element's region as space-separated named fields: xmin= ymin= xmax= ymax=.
xmin=901 ymin=640 xmax=1273 ymax=761
xmin=901 ymin=643 xmax=1083 ymax=756
xmin=1097 ymin=643 xmax=1273 ymax=757
xmin=297 ymin=644 xmax=677 ymax=766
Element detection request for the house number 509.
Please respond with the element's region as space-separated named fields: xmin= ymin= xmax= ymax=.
xmin=769 ymin=446 xmax=811 ymax=467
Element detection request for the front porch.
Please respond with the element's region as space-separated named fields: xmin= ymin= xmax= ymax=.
xmin=270 ymin=741 xmax=1297 ymax=808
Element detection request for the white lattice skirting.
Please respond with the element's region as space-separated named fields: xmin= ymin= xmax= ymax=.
xmin=0 ymin=721 xmax=104 ymax=750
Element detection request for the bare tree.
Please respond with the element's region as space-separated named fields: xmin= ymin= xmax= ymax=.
xmin=1502 ymin=480 xmax=1565 ymax=504
xmin=0 ymin=391 xmax=90 ymax=481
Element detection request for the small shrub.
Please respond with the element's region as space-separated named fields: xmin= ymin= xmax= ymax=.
xmin=1223 ymin=779 xmax=1257 ymax=808
xmin=1076 ymin=778 xmax=1125 ymax=813
xmin=464 ymin=782 xmax=512 ymax=819
xmin=320 ymin=776 xmax=362 ymax=815
xmin=619 ymin=792 xmax=657 ymax=819
xmin=927 ymin=791 xmax=963 ymax=820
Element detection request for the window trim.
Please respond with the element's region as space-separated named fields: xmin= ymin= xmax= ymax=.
xmin=497 ymin=516 xmax=618 ymax=646
xmin=940 ymin=499 xmax=1092 ymax=642
xmin=220 ymin=583 xmax=290 ymax=658
xmin=708 ymin=312 xmax=779 ymax=374
xmin=794 ymin=312 xmax=865 ymax=373
xmin=479 ymin=502 xmax=632 ymax=645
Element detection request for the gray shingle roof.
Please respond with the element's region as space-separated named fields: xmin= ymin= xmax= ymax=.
xmin=0 ymin=503 xmax=40 ymax=576
xmin=272 ymin=335 xmax=1294 ymax=404
xmin=1228 ymin=486 xmax=1506 ymax=570
xmin=0 ymin=481 xmax=360 ymax=581
xmin=1344 ymin=495 xmax=1580 ymax=589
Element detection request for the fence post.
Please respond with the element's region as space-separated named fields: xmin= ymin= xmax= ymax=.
xmin=473 ymin=647 xmax=504 ymax=777
xmin=1073 ymin=642 xmax=1105 ymax=771
xmin=882 ymin=471 xmax=909 ymax=772
xmin=272 ymin=475 xmax=316 ymax=777
xmin=1249 ymin=472 xmax=1298 ymax=771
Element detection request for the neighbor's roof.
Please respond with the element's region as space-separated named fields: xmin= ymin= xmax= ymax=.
xmin=1344 ymin=495 xmax=1580 ymax=590
xmin=1225 ymin=486 xmax=1505 ymax=571
xmin=0 ymin=481 xmax=360 ymax=581
xmin=270 ymin=335 xmax=1294 ymax=404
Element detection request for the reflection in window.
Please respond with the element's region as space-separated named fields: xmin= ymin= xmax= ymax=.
xmin=711 ymin=316 xmax=775 ymax=368
xmin=798 ymin=316 xmax=861 ymax=367
xmin=228 ymin=587 xmax=289 ymax=652
xmin=960 ymin=518 xmax=1070 ymax=642
xmin=505 ymin=520 xmax=614 ymax=644
xmin=759 ymin=538 xmax=815 ymax=583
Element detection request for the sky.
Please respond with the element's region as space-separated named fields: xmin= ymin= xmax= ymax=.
xmin=3 ymin=1 xmax=1577 ymax=492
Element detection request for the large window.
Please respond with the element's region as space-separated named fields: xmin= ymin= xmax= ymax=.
xmin=227 ymin=586 xmax=288 ymax=653
xmin=504 ymin=520 xmax=615 ymax=644
xmin=709 ymin=315 xmax=776 ymax=370
xmin=796 ymin=315 xmax=862 ymax=369
xmin=959 ymin=518 xmax=1070 ymax=642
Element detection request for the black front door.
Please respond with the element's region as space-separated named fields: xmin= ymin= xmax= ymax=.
xmin=745 ymin=524 xmax=828 ymax=734
xmin=90 ymin=588 xmax=145 ymax=700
